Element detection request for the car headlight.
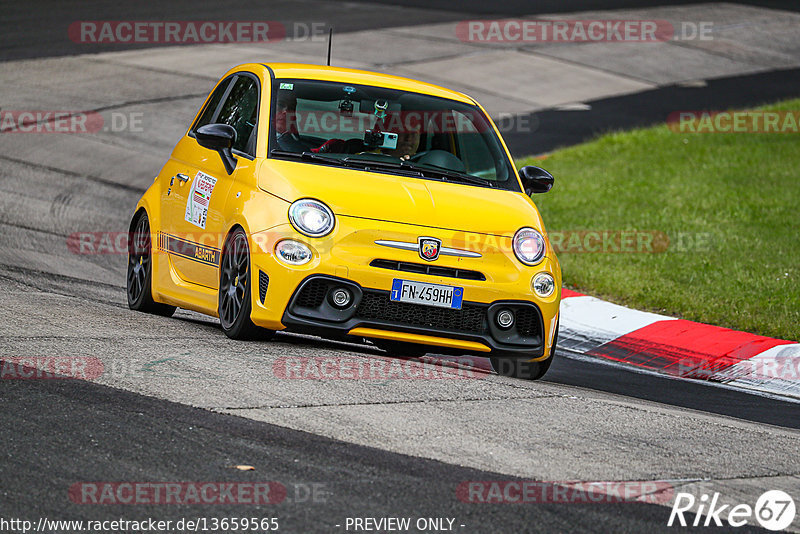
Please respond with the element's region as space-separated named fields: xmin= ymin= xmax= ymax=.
xmin=275 ymin=240 xmax=313 ymax=265
xmin=532 ymin=272 xmax=555 ymax=297
xmin=513 ymin=227 xmax=546 ymax=265
xmin=288 ymin=198 xmax=335 ymax=237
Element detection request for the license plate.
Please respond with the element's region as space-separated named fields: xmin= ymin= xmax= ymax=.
xmin=390 ymin=279 xmax=463 ymax=310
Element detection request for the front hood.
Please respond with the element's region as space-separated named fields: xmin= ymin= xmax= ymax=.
xmin=258 ymin=159 xmax=545 ymax=236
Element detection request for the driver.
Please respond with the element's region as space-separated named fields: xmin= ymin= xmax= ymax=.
xmin=274 ymin=90 xmax=306 ymax=152
xmin=381 ymin=124 xmax=421 ymax=160
xmin=275 ymin=90 xmax=296 ymax=135
xmin=275 ymin=89 xmax=346 ymax=153
xmin=365 ymin=111 xmax=422 ymax=160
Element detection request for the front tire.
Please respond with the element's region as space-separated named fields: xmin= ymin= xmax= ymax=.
xmin=218 ymin=228 xmax=271 ymax=340
xmin=127 ymin=212 xmax=176 ymax=317
xmin=490 ymin=320 xmax=558 ymax=380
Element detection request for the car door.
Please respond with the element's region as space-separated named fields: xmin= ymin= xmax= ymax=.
xmin=160 ymin=73 xmax=261 ymax=289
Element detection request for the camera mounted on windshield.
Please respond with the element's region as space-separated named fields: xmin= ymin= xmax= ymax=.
xmin=363 ymin=128 xmax=398 ymax=149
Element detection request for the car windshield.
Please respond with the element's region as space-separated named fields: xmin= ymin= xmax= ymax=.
xmin=268 ymin=78 xmax=520 ymax=191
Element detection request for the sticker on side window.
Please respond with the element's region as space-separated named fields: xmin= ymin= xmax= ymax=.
xmin=184 ymin=171 xmax=217 ymax=229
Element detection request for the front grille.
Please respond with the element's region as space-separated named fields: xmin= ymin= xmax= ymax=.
xmin=356 ymin=291 xmax=486 ymax=334
xmin=294 ymin=278 xmax=328 ymax=308
xmin=515 ymin=307 xmax=540 ymax=338
xmin=370 ymin=259 xmax=485 ymax=281
xmin=259 ymin=270 xmax=269 ymax=304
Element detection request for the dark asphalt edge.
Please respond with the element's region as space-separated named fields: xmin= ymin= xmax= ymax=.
xmin=546 ymin=351 xmax=800 ymax=430
xmin=0 ymin=362 xmax=741 ymax=533
xmin=505 ymin=67 xmax=800 ymax=157
xmin=356 ymin=0 xmax=800 ymax=16
xmin=0 ymin=1 xmax=468 ymax=63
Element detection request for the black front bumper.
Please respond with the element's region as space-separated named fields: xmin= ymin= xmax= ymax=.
xmin=280 ymin=275 xmax=545 ymax=357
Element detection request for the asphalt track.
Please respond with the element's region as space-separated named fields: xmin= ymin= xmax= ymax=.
xmin=5 ymin=0 xmax=799 ymax=62
xmin=4 ymin=369 xmax=759 ymax=533
xmin=1 ymin=1 xmax=800 ymax=532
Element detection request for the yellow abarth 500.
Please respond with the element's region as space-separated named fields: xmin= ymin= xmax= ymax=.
xmin=127 ymin=63 xmax=561 ymax=380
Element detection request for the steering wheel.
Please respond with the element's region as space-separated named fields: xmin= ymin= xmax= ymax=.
xmin=409 ymin=150 xmax=466 ymax=173
xmin=276 ymin=131 xmax=312 ymax=152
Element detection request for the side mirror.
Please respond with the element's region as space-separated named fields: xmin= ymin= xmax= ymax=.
xmin=196 ymin=123 xmax=237 ymax=175
xmin=518 ymin=166 xmax=554 ymax=195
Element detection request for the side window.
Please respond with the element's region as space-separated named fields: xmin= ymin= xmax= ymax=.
xmin=193 ymin=78 xmax=232 ymax=131
xmin=454 ymin=112 xmax=505 ymax=181
xmin=216 ymin=76 xmax=259 ymax=155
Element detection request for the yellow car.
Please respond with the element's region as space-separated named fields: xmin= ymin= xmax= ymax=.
xmin=127 ymin=63 xmax=561 ymax=380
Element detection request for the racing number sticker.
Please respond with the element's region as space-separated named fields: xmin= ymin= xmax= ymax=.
xmin=184 ymin=171 xmax=217 ymax=229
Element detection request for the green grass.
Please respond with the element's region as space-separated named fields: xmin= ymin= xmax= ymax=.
xmin=517 ymin=99 xmax=800 ymax=341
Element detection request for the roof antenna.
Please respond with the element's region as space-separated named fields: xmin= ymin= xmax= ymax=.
xmin=326 ymin=27 xmax=333 ymax=66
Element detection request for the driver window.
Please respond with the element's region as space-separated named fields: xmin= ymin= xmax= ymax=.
xmin=215 ymin=75 xmax=259 ymax=156
xmin=193 ymin=77 xmax=232 ymax=131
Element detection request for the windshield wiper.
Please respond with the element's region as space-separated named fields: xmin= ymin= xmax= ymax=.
xmin=272 ymin=150 xmax=428 ymax=179
xmin=343 ymin=157 xmax=496 ymax=188
xmin=270 ymin=149 xmax=350 ymax=167
xmin=273 ymin=149 xmax=495 ymax=188
xmin=409 ymin=162 xmax=496 ymax=188
xmin=341 ymin=156 xmax=426 ymax=177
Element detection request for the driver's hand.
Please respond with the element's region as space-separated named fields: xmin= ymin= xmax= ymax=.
xmin=311 ymin=139 xmax=346 ymax=154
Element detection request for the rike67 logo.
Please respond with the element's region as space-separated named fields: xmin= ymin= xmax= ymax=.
xmin=668 ymin=490 xmax=796 ymax=531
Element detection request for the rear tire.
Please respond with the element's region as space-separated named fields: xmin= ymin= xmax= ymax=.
xmin=127 ymin=212 xmax=176 ymax=317
xmin=491 ymin=320 xmax=558 ymax=380
xmin=218 ymin=228 xmax=272 ymax=340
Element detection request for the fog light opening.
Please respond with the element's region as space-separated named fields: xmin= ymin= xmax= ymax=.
xmin=496 ymin=309 xmax=515 ymax=329
xmin=330 ymin=287 xmax=352 ymax=308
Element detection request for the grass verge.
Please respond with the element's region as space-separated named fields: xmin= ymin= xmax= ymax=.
xmin=517 ymin=99 xmax=799 ymax=340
